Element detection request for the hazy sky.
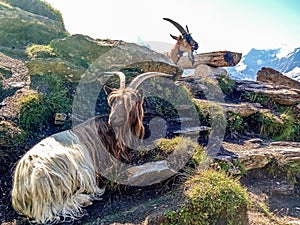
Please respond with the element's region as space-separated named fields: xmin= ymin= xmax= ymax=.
xmin=45 ymin=0 xmax=300 ymax=54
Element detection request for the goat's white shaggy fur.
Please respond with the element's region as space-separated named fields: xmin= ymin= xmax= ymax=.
xmin=12 ymin=128 xmax=105 ymax=224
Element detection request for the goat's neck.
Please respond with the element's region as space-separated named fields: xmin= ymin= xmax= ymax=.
xmin=170 ymin=44 xmax=182 ymax=64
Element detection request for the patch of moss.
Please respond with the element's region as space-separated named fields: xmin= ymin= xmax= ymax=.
xmin=164 ymin=170 xmax=249 ymax=225
xmin=143 ymin=79 xmax=196 ymax=118
xmin=26 ymin=44 xmax=56 ymax=59
xmin=155 ymin=137 xmax=206 ymax=167
xmin=156 ymin=137 xmax=204 ymax=156
xmin=233 ymin=159 xmax=247 ymax=175
xmin=193 ymin=99 xmax=227 ymax=130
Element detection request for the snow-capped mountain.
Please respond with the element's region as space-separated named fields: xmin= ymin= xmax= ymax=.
xmin=226 ymin=46 xmax=300 ymax=82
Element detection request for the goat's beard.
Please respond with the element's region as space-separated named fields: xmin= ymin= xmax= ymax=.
xmin=113 ymin=123 xmax=143 ymax=151
xmin=96 ymin=101 xmax=145 ymax=163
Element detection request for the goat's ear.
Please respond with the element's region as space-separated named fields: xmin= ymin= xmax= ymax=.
xmin=137 ymin=89 xmax=144 ymax=100
xmin=103 ymin=85 xmax=115 ymax=95
xmin=186 ymin=25 xmax=189 ymax=33
xmin=170 ymin=34 xmax=179 ymax=41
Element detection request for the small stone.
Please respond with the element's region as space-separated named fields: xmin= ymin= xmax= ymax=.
xmin=8 ymin=81 xmax=25 ymax=88
xmin=54 ymin=113 xmax=68 ymax=125
xmin=173 ymin=126 xmax=211 ymax=134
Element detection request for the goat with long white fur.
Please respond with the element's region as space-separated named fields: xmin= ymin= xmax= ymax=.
xmin=164 ymin=18 xmax=199 ymax=64
xmin=12 ymin=71 xmax=172 ymax=224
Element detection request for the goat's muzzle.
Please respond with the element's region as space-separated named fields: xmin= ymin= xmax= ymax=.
xmin=108 ymin=114 xmax=125 ymax=127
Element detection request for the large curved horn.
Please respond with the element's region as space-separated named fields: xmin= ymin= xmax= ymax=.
xmin=103 ymin=71 xmax=126 ymax=89
xmin=163 ymin=18 xmax=187 ymax=35
xmin=129 ymin=72 xmax=173 ymax=89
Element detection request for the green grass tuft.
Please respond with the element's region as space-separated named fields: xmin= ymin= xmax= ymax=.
xmin=164 ymin=170 xmax=249 ymax=225
xmin=18 ymin=74 xmax=71 ymax=132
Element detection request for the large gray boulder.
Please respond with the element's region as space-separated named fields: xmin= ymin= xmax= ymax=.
xmin=0 ymin=0 xmax=67 ymax=57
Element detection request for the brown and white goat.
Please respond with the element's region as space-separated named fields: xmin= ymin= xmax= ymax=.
xmin=12 ymin=71 xmax=171 ymax=224
xmin=164 ymin=18 xmax=198 ymax=64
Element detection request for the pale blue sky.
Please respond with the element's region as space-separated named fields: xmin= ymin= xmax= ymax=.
xmin=45 ymin=0 xmax=300 ymax=54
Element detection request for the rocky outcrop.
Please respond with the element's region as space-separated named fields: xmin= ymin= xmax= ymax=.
xmin=237 ymin=80 xmax=300 ymax=106
xmin=171 ymin=50 xmax=242 ymax=82
xmin=27 ymin=35 xmax=182 ymax=83
xmin=223 ymin=140 xmax=300 ymax=171
xmin=26 ymin=57 xmax=86 ymax=82
xmin=49 ymin=35 xmax=123 ymax=68
xmin=5 ymin=0 xmax=64 ymax=22
xmin=257 ymin=67 xmax=300 ymax=90
xmin=194 ymin=99 xmax=266 ymax=117
xmin=80 ymin=41 xmax=182 ymax=80
xmin=0 ymin=0 xmax=67 ymax=57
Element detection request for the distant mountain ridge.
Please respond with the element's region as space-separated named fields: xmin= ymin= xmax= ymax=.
xmin=226 ymin=47 xmax=300 ymax=82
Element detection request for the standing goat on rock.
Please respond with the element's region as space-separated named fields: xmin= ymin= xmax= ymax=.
xmin=12 ymin=71 xmax=171 ymax=224
xmin=164 ymin=18 xmax=199 ymax=64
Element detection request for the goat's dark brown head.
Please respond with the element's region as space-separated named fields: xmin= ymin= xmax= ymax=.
xmin=164 ymin=18 xmax=198 ymax=64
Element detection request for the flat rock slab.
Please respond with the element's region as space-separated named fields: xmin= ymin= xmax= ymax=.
xmin=173 ymin=126 xmax=211 ymax=134
xmin=222 ymin=140 xmax=300 ymax=171
xmin=193 ymin=99 xmax=267 ymax=117
xmin=177 ymin=51 xmax=242 ymax=69
xmin=237 ymin=80 xmax=300 ymax=106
